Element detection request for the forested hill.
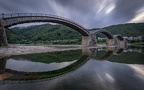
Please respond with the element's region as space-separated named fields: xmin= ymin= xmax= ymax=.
xmin=104 ymin=23 xmax=144 ymax=36
xmin=6 ymin=23 xmax=144 ymax=44
xmin=6 ymin=24 xmax=81 ymax=44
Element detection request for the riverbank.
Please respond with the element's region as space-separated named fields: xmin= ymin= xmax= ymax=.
xmin=0 ymin=44 xmax=82 ymax=57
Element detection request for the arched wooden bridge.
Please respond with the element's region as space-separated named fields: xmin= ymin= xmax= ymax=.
xmin=0 ymin=13 xmax=126 ymax=47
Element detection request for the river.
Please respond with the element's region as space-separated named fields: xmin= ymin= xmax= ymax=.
xmin=0 ymin=46 xmax=144 ymax=90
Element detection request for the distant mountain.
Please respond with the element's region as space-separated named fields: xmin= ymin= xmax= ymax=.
xmin=6 ymin=23 xmax=144 ymax=44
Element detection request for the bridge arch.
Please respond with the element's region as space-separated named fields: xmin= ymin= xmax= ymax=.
xmin=114 ymin=34 xmax=124 ymax=41
xmin=0 ymin=13 xmax=90 ymax=46
xmin=90 ymin=29 xmax=114 ymax=46
xmin=113 ymin=34 xmax=126 ymax=48
xmin=92 ymin=29 xmax=113 ymax=39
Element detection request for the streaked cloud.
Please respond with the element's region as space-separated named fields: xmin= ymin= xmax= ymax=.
xmin=0 ymin=0 xmax=144 ymax=28
xmin=128 ymin=7 xmax=144 ymax=23
xmin=106 ymin=4 xmax=115 ymax=14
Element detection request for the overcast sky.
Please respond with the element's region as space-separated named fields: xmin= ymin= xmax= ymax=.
xmin=0 ymin=0 xmax=144 ymax=28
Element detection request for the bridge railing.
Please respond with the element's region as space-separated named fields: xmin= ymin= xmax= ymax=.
xmin=0 ymin=13 xmax=52 ymax=18
xmin=0 ymin=13 xmax=87 ymax=31
xmin=0 ymin=13 xmax=70 ymax=21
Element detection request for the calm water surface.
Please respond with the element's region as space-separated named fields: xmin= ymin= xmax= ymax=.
xmin=0 ymin=46 xmax=144 ymax=90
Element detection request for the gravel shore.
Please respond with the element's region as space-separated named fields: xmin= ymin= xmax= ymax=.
xmin=0 ymin=44 xmax=82 ymax=57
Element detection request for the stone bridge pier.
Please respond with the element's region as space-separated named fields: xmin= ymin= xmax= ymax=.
xmin=119 ymin=41 xmax=126 ymax=48
xmin=114 ymin=34 xmax=126 ymax=49
xmin=82 ymin=36 xmax=92 ymax=47
xmin=0 ymin=19 xmax=8 ymax=46
xmin=106 ymin=39 xmax=115 ymax=46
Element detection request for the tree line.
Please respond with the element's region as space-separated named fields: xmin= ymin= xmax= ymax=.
xmin=6 ymin=23 xmax=144 ymax=44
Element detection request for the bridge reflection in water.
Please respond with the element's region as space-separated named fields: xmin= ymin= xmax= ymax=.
xmin=0 ymin=46 xmax=144 ymax=85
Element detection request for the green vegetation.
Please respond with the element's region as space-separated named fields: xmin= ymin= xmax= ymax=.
xmin=6 ymin=23 xmax=144 ymax=44
xmin=6 ymin=28 xmax=25 ymax=44
xmin=97 ymin=41 xmax=106 ymax=44
xmin=6 ymin=24 xmax=81 ymax=44
xmin=104 ymin=23 xmax=144 ymax=37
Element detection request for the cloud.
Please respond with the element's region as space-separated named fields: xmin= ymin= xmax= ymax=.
xmin=106 ymin=4 xmax=115 ymax=14
xmin=0 ymin=0 xmax=144 ymax=28
xmin=128 ymin=7 xmax=144 ymax=23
